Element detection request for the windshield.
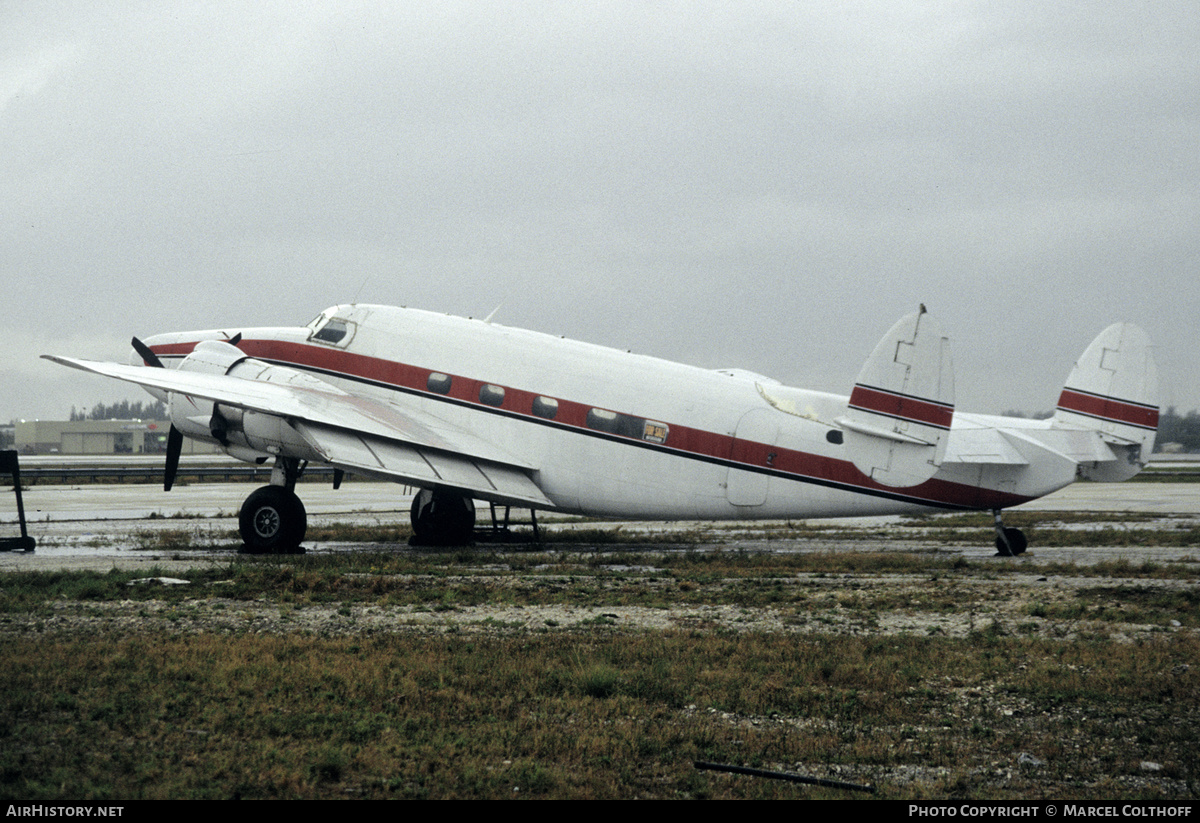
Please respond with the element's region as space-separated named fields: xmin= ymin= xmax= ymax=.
xmin=307 ymin=313 xmax=353 ymax=345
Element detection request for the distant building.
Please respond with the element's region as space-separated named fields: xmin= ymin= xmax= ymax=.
xmin=14 ymin=420 xmax=219 ymax=455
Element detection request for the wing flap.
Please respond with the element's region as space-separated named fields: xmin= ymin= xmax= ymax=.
xmin=294 ymin=422 xmax=554 ymax=509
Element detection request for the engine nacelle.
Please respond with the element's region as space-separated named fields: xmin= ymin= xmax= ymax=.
xmin=176 ymin=339 xmax=250 ymax=375
xmin=167 ymin=340 xmax=331 ymax=462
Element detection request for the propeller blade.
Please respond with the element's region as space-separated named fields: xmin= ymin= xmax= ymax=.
xmin=131 ymin=337 xmax=165 ymax=369
xmin=164 ymin=425 xmax=183 ymax=491
xmin=228 ymin=333 xmax=242 ymax=346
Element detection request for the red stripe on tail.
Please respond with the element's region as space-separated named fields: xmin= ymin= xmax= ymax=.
xmin=1056 ymin=388 xmax=1158 ymax=430
xmin=849 ymin=384 xmax=954 ymax=429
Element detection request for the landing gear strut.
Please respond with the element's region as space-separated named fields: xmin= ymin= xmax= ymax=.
xmin=992 ymin=509 xmax=1027 ymax=556
xmin=238 ymin=458 xmax=307 ymax=554
xmin=410 ymin=489 xmax=475 ymax=546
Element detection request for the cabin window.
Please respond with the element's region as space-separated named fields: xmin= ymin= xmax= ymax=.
xmin=587 ymin=408 xmax=622 ymax=434
xmin=427 ymin=372 xmax=452 ymax=394
xmin=479 ymin=384 xmax=505 ymax=407
xmin=587 ymin=408 xmax=657 ymax=440
xmin=826 ymin=430 xmax=844 ymax=445
xmin=532 ymin=396 xmax=558 ymax=419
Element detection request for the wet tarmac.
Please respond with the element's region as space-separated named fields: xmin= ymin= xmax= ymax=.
xmin=1 ymin=480 xmax=1197 ymax=572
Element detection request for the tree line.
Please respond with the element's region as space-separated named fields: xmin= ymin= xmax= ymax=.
xmin=69 ymin=399 xmax=167 ymax=421
xmin=1157 ymin=407 xmax=1200 ymax=453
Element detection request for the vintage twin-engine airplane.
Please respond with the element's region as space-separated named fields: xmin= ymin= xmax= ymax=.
xmin=45 ymin=304 xmax=1159 ymax=554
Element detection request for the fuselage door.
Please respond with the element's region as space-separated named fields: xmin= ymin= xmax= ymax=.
xmin=726 ymin=408 xmax=779 ymax=507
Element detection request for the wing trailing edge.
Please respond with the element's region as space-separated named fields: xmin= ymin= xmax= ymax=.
xmin=292 ymin=422 xmax=554 ymax=508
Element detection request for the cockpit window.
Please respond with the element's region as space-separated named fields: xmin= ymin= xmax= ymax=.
xmin=309 ymin=317 xmax=353 ymax=345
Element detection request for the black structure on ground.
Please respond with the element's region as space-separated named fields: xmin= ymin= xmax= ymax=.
xmin=0 ymin=450 xmax=36 ymax=552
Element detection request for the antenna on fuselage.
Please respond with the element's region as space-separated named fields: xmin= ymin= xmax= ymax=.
xmin=353 ymin=276 xmax=370 ymax=304
xmin=483 ymin=304 xmax=503 ymax=324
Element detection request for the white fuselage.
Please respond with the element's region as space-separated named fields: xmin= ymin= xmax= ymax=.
xmin=143 ymin=304 xmax=1074 ymax=519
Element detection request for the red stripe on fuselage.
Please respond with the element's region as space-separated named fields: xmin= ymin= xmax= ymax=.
xmin=152 ymin=338 xmax=1028 ymax=511
xmin=848 ymin=384 xmax=953 ymax=429
xmin=147 ymin=342 xmax=199 ymax=358
xmin=1056 ymin=388 xmax=1158 ymax=430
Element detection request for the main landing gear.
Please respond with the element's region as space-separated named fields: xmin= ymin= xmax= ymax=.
xmin=410 ymin=489 xmax=476 ymax=546
xmin=410 ymin=490 xmax=541 ymax=545
xmin=992 ymin=509 xmax=1027 ymax=557
xmin=235 ymin=462 xmax=488 ymax=552
xmin=238 ymin=459 xmax=307 ymax=554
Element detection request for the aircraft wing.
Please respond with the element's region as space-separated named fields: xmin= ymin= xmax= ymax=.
xmin=43 ymin=355 xmax=555 ymax=508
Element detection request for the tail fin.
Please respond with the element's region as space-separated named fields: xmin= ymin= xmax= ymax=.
xmin=1053 ymin=323 xmax=1159 ymax=481
xmin=836 ymin=307 xmax=955 ymax=487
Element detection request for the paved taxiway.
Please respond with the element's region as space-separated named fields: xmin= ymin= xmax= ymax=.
xmin=1013 ymin=481 xmax=1200 ymax=515
xmin=1 ymin=480 xmax=1197 ymax=572
xmin=7 ymin=478 xmax=1199 ymax=522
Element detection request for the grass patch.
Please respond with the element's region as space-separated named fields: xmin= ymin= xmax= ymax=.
xmin=2 ymin=543 xmax=1199 ymax=799
xmin=1 ymin=632 xmax=1195 ymax=799
xmin=894 ymin=511 xmax=1200 ymax=548
xmin=1035 ymin=585 xmax=1200 ymax=628
xmin=1131 ymin=465 xmax=1200 ymax=482
xmin=1 ymin=545 xmax=1195 ymax=618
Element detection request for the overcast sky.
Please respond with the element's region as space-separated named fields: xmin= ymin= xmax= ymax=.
xmin=4 ymin=1 xmax=1197 ymax=425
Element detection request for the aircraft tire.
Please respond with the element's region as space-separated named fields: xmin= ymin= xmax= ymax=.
xmin=239 ymin=485 xmax=307 ymax=554
xmin=995 ymin=527 xmax=1027 ymax=556
xmin=410 ymin=489 xmax=475 ymax=546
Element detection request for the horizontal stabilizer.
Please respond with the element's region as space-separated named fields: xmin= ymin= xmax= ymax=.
xmin=941 ymin=420 xmax=1125 ymax=467
xmin=836 ymin=307 xmax=954 ymax=487
xmin=940 ymin=427 xmax=1030 ymax=465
